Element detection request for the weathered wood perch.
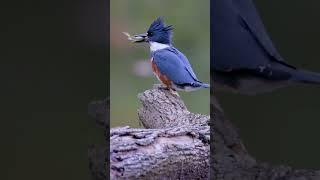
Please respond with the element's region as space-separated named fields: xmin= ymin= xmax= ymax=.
xmin=89 ymin=86 xmax=320 ymax=180
xmin=110 ymin=86 xmax=210 ymax=179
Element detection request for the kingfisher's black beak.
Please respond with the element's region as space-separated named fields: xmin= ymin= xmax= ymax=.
xmin=132 ymin=33 xmax=148 ymax=43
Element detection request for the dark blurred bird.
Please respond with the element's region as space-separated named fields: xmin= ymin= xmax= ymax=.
xmin=212 ymin=0 xmax=320 ymax=95
xmin=127 ymin=17 xmax=209 ymax=93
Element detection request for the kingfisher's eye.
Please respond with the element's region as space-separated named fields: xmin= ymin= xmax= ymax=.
xmin=148 ymin=32 xmax=153 ymax=36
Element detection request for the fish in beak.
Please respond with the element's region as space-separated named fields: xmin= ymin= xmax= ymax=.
xmin=123 ymin=32 xmax=148 ymax=43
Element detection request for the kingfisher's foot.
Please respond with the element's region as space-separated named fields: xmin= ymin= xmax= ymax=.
xmin=154 ymin=84 xmax=169 ymax=90
xmin=153 ymin=84 xmax=179 ymax=96
xmin=170 ymin=89 xmax=180 ymax=97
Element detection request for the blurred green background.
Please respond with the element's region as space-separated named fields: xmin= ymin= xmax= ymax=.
xmin=110 ymin=0 xmax=210 ymax=127
xmin=217 ymin=0 xmax=320 ymax=169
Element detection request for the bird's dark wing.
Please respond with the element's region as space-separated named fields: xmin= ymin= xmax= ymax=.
xmin=232 ymin=0 xmax=284 ymax=62
xmin=212 ymin=0 xmax=296 ymax=74
xmin=152 ymin=48 xmax=198 ymax=85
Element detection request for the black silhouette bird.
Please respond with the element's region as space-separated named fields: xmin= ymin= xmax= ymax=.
xmin=212 ymin=0 xmax=320 ymax=95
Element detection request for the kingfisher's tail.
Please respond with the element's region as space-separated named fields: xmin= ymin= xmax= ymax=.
xmin=174 ymin=82 xmax=210 ymax=91
xmin=200 ymin=83 xmax=210 ymax=88
xmin=291 ymin=69 xmax=320 ymax=84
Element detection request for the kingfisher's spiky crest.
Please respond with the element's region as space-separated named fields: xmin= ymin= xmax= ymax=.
xmin=147 ymin=17 xmax=173 ymax=44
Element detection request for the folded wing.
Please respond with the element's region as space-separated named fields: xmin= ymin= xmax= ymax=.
xmin=152 ymin=48 xmax=200 ymax=86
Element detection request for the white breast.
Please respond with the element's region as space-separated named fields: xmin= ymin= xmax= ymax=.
xmin=149 ymin=42 xmax=170 ymax=52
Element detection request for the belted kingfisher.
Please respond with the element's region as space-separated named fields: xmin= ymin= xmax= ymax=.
xmin=212 ymin=0 xmax=320 ymax=95
xmin=127 ymin=17 xmax=209 ymax=93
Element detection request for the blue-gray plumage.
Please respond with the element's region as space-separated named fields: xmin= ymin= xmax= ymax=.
xmin=131 ymin=17 xmax=209 ymax=91
xmin=213 ymin=0 xmax=320 ymax=95
xmin=152 ymin=47 xmax=209 ymax=90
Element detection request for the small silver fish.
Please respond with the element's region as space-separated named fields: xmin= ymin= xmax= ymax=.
xmin=122 ymin=32 xmax=145 ymax=42
xmin=122 ymin=32 xmax=135 ymax=41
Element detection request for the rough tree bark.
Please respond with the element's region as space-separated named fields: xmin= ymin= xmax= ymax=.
xmin=89 ymin=86 xmax=320 ymax=180
xmin=110 ymin=86 xmax=210 ymax=179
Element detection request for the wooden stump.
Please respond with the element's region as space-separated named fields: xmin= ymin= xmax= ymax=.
xmin=88 ymin=86 xmax=320 ymax=180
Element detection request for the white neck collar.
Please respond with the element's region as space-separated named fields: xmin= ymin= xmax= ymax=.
xmin=149 ymin=42 xmax=170 ymax=52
